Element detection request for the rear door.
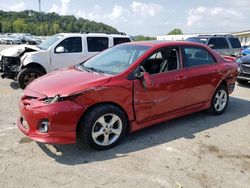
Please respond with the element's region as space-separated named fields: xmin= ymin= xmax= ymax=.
xmin=83 ymin=37 xmax=110 ymax=60
xmin=181 ymin=46 xmax=222 ymax=108
xmin=133 ymin=46 xmax=188 ymax=122
xmin=207 ymin=37 xmax=230 ymax=56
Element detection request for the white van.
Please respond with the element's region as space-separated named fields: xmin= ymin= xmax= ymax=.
xmin=0 ymin=33 xmax=131 ymax=89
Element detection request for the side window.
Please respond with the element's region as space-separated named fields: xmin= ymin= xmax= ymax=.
xmin=56 ymin=37 xmax=82 ymax=53
xmin=142 ymin=47 xmax=179 ymax=75
xmin=113 ymin=37 xmax=131 ymax=45
xmin=87 ymin=37 xmax=109 ymax=52
xmin=229 ymin=38 xmax=241 ymax=48
xmin=183 ymin=47 xmax=216 ymax=68
xmin=208 ymin=38 xmax=229 ymax=49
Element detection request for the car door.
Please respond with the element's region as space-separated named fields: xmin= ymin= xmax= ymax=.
xmin=207 ymin=37 xmax=230 ymax=56
xmin=181 ymin=46 xmax=222 ymax=108
xmin=133 ymin=46 xmax=188 ymax=122
xmin=83 ymin=36 xmax=110 ymax=60
xmin=50 ymin=37 xmax=84 ymax=70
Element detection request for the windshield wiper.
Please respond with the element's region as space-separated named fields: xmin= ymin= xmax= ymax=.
xmin=84 ymin=66 xmax=104 ymax=74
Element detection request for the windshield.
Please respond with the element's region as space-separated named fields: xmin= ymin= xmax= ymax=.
xmin=186 ymin=37 xmax=208 ymax=44
xmin=80 ymin=44 xmax=150 ymax=75
xmin=38 ymin=34 xmax=63 ymax=50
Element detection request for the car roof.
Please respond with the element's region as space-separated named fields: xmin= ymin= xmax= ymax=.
xmin=127 ymin=40 xmax=208 ymax=48
xmin=59 ymin=33 xmax=131 ymax=38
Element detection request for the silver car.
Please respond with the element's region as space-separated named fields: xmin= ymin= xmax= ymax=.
xmin=186 ymin=35 xmax=242 ymax=57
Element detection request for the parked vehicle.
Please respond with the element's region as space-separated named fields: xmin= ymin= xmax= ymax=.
xmin=0 ymin=35 xmax=15 ymax=44
xmin=0 ymin=32 xmax=131 ymax=89
xmin=237 ymin=55 xmax=250 ymax=84
xmin=186 ymin=35 xmax=242 ymax=57
xmin=241 ymin=46 xmax=250 ymax=56
xmin=17 ymin=41 xmax=238 ymax=150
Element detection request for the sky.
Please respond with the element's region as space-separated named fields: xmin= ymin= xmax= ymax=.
xmin=0 ymin=0 xmax=249 ymax=36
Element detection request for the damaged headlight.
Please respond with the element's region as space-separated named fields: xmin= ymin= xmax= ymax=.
xmin=43 ymin=95 xmax=61 ymax=104
xmin=42 ymin=94 xmax=79 ymax=104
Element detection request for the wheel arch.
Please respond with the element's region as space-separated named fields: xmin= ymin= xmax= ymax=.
xmin=23 ymin=63 xmax=47 ymax=74
xmin=76 ymin=101 xmax=130 ymax=133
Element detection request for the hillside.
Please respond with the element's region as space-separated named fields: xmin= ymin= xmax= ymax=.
xmin=0 ymin=10 xmax=119 ymax=36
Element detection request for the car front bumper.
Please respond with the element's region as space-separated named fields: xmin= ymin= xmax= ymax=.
xmin=18 ymin=95 xmax=84 ymax=144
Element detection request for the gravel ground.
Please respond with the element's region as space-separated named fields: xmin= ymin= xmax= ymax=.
xmin=0 ymin=45 xmax=250 ymax=188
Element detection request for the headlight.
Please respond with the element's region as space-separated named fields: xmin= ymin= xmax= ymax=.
xmin=42 ymin=94 xmax=79 ymax=104
xmin=43 ymin=95 xmax=61 ymax=104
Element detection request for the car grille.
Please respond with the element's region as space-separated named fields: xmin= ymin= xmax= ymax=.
xmin=241 ymin=63 xmax=250 ymax=74
xmin=1 ymin=56 xmax=21 ymax=72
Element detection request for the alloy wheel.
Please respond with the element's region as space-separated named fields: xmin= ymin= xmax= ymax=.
xmin=92 ymin=114 xmax=123 ymax=146
xmin=214 ymin=89 xmax=228 ymax=112
xmin=23 ymin=73 xmax=40 ymax=85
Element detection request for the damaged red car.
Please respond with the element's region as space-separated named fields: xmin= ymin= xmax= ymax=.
xmin=18 ymin=41 xmax=238 ymax=150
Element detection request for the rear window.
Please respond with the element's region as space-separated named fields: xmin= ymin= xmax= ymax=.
xmin=186 ymin=37 xmax=208 ymax=44
xmin=113 ymin=37 xmax=131 ymax=45
xmin=229 ymin=38 xmax=241 ymax=48
xmin=87 ymin=37 xmax=109 ymax=52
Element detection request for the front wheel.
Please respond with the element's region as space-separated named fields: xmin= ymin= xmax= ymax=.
xmin=17 ymin=67 xmax=45 ymax=89
xmin=208 ymin=85 xmax=229 ymax=115
xmin=78 ymin=104 xmax=127 ymax=150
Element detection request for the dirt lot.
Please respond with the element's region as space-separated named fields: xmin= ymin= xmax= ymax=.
xmin=0 ymin=45 xmax=250 ymax=188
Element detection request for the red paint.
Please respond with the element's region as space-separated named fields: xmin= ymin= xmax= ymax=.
xmin=17 ymin=41 xmax=238 ymax=144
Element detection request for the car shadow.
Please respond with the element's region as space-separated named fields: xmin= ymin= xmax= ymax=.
xmin=9 ymin=81 xmax=20 ymax=90
xmin=37 ymin=96 xmax=250 ymax=165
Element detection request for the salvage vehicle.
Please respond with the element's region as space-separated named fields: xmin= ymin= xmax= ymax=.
xmin=186 ymin=35 xmax=241 ymax=57
xmin=0 ymin=32 xmax=131 ymax=89
xmin=237 ymin=55 xmax=250 ymax=84
xmin=18 ymin=41 xmax=238 ymax=150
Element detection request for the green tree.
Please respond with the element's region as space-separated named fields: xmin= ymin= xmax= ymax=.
xmin=167 ymin=28 xmax=183 ymax=35
xmin=132 ymin=35 xmax=156 ymax=41
xmin=13 ymin=18 xmax=26 ymax=33
xmin=0 ymin=10 xmax=119 ymax=35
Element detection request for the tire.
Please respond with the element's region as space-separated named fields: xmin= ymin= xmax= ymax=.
xmin=17 ymin=67 xmax=45 ymax=89
xmin=208 ymin=85 xmax=229 ymax=115
xmin=78 ymin=104 xmax=128 ymax=150
xmin=237 ymin=79 xmax=248 ymax=85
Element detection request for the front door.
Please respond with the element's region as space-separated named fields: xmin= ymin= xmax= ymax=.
xmin=51 ymin=37 xmax=84 ymax=70
xmin=133 ymin=46 xmax=188 ymax=122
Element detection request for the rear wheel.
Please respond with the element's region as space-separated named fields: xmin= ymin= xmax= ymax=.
xmin=17 ymin=67 xmax=45 ymax=89
xmin=78 ymin=104 xmax=127 ymax=150
xmin=208 ymin=85 xmax=228 ymax=115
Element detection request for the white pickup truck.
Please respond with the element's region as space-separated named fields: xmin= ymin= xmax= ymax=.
xmin=0 ymin=33 xmax=131 ymax=89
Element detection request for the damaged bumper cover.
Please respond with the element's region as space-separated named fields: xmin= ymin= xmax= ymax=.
xmin=0 ymin=56 xmax=21 ymax=79
xmin=0 ymin=45 xmax=39 ymax=80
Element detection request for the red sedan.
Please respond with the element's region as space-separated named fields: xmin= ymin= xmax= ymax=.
xmin=18 ymin=41 xmax=238 ymax=150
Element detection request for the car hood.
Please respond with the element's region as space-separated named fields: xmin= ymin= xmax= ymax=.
xmin=0 ymin=44 xmax=39 ymax=57
xmin=26 ymin=66 xmax=111 ymax=97
xmin=239 ymin=55 xmax=250 ymax=63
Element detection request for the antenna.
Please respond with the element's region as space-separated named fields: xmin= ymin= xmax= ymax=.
xmin=38 ymin=0 xmax=41 ymax=12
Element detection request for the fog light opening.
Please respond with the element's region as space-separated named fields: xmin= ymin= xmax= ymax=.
xmin=39 ymin=120 xmax=49 ymax=133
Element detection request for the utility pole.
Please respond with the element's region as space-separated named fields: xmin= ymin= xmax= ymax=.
xmin=38 ymin=0 xmax=41 ymax=12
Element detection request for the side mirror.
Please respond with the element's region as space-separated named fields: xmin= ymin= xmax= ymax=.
xmin=55 ymin=46 xmax=65 ymax=53
xmin=208 ymin=44 xmax=215 ymax=49
xmin=136 ymin=72 xmax=153 ymax=89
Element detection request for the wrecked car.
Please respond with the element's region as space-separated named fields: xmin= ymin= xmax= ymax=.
xmin=0 ymin=33 xmax=131 ymax=89
xmin=18 ymin=41 xmax=238 ymax=150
